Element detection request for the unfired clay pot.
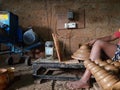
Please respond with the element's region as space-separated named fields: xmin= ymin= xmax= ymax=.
xmin=90 ymin=65 xmax=103 ymax=74
xmin=85 ymin=60 xmax=120 ymax=90
xmin=100 ymin=77 xmax=119 ymax=90
xmin=94 ymin=59 xmax=103 ymax=64
xmin=104 ymin=64 xmax=119 ymax=73
xmin=98 ymin=61 xmax=108 ymax=67
xmin=95 ymin=71 xmax=110 ymax=81
xmin=106 ymin=59 xmax=113 ymax=64
xmin=94 ymin=70 xmax=107 ymax=79
xmin=94 ymin=68 xmax=119 ymax=90
xmin=112 ymin=61 xmax=120 ymax=68
xmin=86 ymin=62 xmax=96 ymax=69
xmin=79 ymin=44 xmax=90 ymax=50
xmin=84 ymin=59 xmax=91 ymax=67
xmin=111 ymin=81 xmax=120 ymax=90
xmin=71 ymin=53 xmax=90 ymax=60
xmin=100 ymin=75 xmax=117 ymax=83
xmin=71 ymin=44 xmax=91 ymax=60
xmin=74 ymin=49 xmax=90 ymax=54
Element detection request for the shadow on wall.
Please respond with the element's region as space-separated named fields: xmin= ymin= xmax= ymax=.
xmin=32 ymin=26 xmax=53 ymax=42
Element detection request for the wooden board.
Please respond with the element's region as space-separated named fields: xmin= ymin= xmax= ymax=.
xmin=62 ymin=59 xmax=80 ymax=64
xmin=34 ymin=58 xmax=81 ymax=64
xmin=52 ymin=33 xmax=62 ymax=62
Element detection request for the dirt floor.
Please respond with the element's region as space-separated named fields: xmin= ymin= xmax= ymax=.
xmin=0 ymin=59 xmax=99 ymax=90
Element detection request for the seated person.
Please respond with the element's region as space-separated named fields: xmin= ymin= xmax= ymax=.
xmin=66 ymin=29 xmax=120 ymax=89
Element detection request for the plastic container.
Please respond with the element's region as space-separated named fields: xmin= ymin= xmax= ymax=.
xmin=45 ymin=41 xmax=54 ymax=58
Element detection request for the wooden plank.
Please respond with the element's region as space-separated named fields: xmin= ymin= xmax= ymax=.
xmin=34 ymin=58 xmax=80 ymax=64
xmin=62 ymin=59 xmax=80 ymax=64
xmin=52 ymin=33 xmax=62 ymax=62
xmin=33 ymin=58 xmax=60 ymax=63
xmin=32 ymin=62 xmax=85 ymax=69
xmin=33 ymin=74 xmax=80 ymax=81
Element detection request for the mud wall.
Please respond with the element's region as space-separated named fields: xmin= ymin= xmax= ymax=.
xmin=1 ymin=0 xmax=120 ymax=56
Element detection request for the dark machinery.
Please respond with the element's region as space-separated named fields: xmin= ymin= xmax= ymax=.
xmin=0 ymin=11 xmax=44 ymax=65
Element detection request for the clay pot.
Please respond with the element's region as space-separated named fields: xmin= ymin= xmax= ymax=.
xmin=100 ymin=75 xmax=117 ymax=83
xmin=104 ymin=64 xmax=119 ymax=73
xmin=72 ymin=52 xmax=90 ymax=60
xmin=112 ymin=61 xmax=120 ymax=68
xmin=84 ymin=59 xmax=91 ymax=67
xmin=71 ymin=44 xmax=91 ymax=60
xmin=111 ymin=81 xmax=120 ymax=90
xmin=94 ymin=59 xmax=103 ymax=64
xmin=95 ymin=71 xmax=110 ymax=81
xmin=90 ymin=66 xmax=103 ymax=74
xmin=74 ymin=52 xmax=90 ymax=58
xmin=94 ymin=69 xmax=108 ymax=79
xmin=98 ymin=61 xmax=108 ymax=67
xmin=106 ymin=59 xmax=113 ymax=64
xmin=74 ymin=49 xmax=90 ymax=54
xmin=0 ymin=68 xmax=8 ymax=90
xmin=71 ymin=55 xmax=81 ymax=60
xmin=100 ymin=77 xmax=119 ymax=90
xmin=85 ymin=59 xmax=120 ymax=90
xmin=71 ymin=54 xmax=90 ymax=61
xmin=79 ymin=44 xmax=90 ymax=50
xmin=86 ymin=62 xmax=96 ymax=69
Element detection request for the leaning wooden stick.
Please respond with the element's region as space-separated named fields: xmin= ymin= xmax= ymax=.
xmin=52 ymin=33 xmax=62 ymax=62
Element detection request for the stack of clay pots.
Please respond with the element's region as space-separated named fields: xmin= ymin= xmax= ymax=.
xmin=94 ymin=59 xmax=120 ymax=74
xmin=71 ymin=44 xmax=91 ymax=60
xmin=84 ymin=59 xmax=120 ymax=90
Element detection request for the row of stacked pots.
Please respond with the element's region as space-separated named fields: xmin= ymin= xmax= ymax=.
xmin=95 ymin=59 xmax=120 ymax=74
xmin=71 ymin=44 xmax=120 ymax=89
xmin=84 ymin=59 xmax=120 ymax=90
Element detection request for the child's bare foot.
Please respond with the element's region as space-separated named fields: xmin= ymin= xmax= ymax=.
xmin=65 ymin=80 xmax=90 ymax=90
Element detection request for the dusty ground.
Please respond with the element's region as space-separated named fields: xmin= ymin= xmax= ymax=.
xmin=7 ymin=64 xmax=81 ymax=90
xmin=0 ymin=59 xmax=97 ymax=90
